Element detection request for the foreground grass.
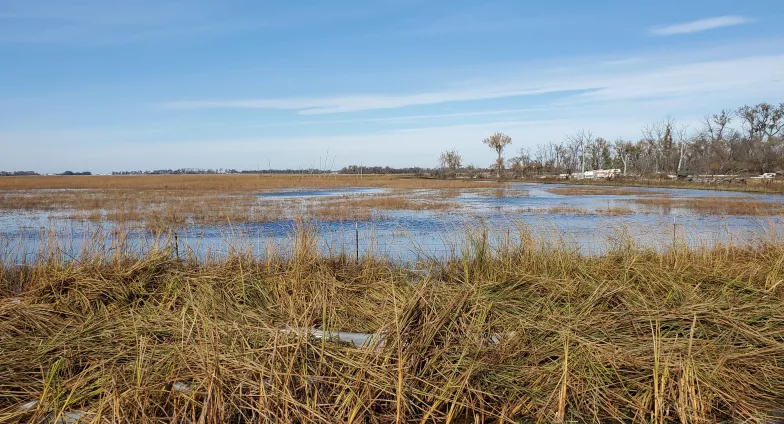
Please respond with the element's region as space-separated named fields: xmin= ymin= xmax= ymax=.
xmin=1 ymin=229 xmax=783 ymax=423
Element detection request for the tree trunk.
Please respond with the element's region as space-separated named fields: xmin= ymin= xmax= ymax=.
xmin=622 ymin=155 xmax=628 ymax=176
xmin=677 ymin=142 xmax=685 ymax=174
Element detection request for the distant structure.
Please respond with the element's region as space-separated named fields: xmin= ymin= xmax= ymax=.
xmin=570 ymin=169 xmax=622 ymax=180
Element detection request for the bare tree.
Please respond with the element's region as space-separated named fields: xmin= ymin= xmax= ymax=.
xmin=482 ymin=132 xmax=512 ymax=178
xmin=613 ymin=139 xmax=632 ymax=175
xmin=736 ymin=103 xmax=784 ymax=172
xmin=566 ymin=130 xmax=594 ymax=173
xmin=438 ymin=149 xmax=462 ymax=178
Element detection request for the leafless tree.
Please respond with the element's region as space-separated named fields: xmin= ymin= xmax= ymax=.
xmin=566 ymin=130 xmax=594 ymax=173
xmin=438 ymin=149 xmax=462 ymax=178
xmin=482 ymin=132 xmax=512 ymax=178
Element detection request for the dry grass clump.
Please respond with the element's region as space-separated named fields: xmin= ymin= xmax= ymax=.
xmin=1 ymin=228 xmax=782 ymax=422
xmin=522 ymin=205 xmax=636 ymax=216
xmin=545 ymin=205 xmax=590 ymax=215
xmin=336 ymin=195 xmax=457 ymax=211
xmin=0 ymin=174 xmax=500 ymax=191
xmin=301 ymin=195 xmax=457 ymax=222
xmin=631 ymin=196 xmax=784 ymax=216
xmin=546 ymin=186 xmax=665 ymax=196
xmin=602 ymin=205 xmax=636 ymax=215
xmin=469 ymin=188 xmax=529 ymax=198
xmin=305 ymin=203 xmax=377 ymax=221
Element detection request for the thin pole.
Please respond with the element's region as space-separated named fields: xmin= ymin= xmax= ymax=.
xmin=355 ymin=222 xmax=359 ymax=264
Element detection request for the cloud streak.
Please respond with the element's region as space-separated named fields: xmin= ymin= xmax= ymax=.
xmin=650 ymin=15 xmax=754 ymax=36
xmin=162 ymin=53 xmax=784 ymax=115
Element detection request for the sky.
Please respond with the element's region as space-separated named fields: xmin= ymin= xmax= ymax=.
xmin=1 ymin=0 xmax=784 ymax=173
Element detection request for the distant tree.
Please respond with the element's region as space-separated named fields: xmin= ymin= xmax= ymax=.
xmin=438 ymin=149 xmax=462 ymax=178
xmin=566 ymin=130 xmax=594 ymax=173
xmin=482 ymin=132 xmax=512 ymax=178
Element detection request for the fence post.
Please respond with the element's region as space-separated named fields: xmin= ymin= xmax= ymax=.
xmin=174 ymin=233 xmax=180 ymax=260
xmin=355 ymin=223 xmax=359 ymax=264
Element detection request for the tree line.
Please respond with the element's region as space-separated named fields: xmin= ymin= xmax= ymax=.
xmin=443 ymin=102 xmax=784 ymax=178
xmin=0 ymin=171 xmax=91 ymax=176
xmin=0 ymin=171 xmax=39 ymax=176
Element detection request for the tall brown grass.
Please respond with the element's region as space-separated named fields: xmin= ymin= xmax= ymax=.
xmin=0 ymin=227 xmax=782 ymax=422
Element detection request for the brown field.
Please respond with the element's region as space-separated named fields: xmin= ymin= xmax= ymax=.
xmin=630 ymin=196 xmax=784 ymax=216
xmin=0 ymin=174 xmax=500 ymax=191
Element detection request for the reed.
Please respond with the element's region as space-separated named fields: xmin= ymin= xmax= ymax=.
xmin=1 ymin=227 xmax=782 ymax=423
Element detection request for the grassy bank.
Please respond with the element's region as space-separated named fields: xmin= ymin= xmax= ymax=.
xmin=1 ymin=228 xmax=783 ymax=423
xmin=524 ymin=177 xmax=784 ymax=195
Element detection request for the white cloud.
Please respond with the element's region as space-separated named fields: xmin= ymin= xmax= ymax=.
xmin=650 ymin=15 xmax=754 ymax=36
xmin=163 ymin=53 xmax=784 ymax=115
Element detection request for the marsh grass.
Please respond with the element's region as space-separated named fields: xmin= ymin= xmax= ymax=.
xmin=0 ymin=185 xmax=467 ymax=231
xmin=631 ymin=196 xmax=784 ymax=216
xmin=522 ymin=205 xmax=638 ymax=216
xmin=331 ymin=195 xmax=457 ymax=211
xmin=545 ymin=186 xmax=666 ymax=196
xmin=1 ymin=226 xmax=782 ymax=423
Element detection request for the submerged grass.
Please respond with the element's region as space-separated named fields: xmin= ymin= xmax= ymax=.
xmin=545 ymin=186 xmax=666 ymax=196
xmin=631 ymin=196 xmax=784 ymax=216
xmin=1 ymin=227 xmax=783 ymax=423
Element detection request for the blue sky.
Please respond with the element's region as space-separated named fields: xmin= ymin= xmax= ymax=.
xmin=1 ymin=0 xmax=784 ymax=173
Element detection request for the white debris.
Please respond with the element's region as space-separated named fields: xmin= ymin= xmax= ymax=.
xmin=280 ymin=327 xmax=383 ymax=347
xmin=279 ymin=327 xmax=515 ymax=348
xmin=172 ymin=382 xmax=192 ymax=394
xmin=19 ymin=400 xmax=38 ymax=411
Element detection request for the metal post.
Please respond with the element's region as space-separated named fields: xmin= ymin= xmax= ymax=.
xmin=355 ymin=223 xmax=359 ymax=264
xmin=174 ymin=233 xmax=179 ymax=260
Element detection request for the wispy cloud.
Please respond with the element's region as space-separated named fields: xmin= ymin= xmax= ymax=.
xmin=162 ymin=53 xmax=784 ymax=115
xmin=0 ymin=1 xmax=326 ymax=44
xmin=162 ymin=86 xmax=568 ymax=115
xmin=650 ymin=15 xmax=754 ymax=36
xmin=246 ymin=108 xmax=553 ymax=128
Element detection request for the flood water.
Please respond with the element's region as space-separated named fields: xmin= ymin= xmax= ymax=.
xmin=1 ymin=183 xmax=783 ymax=263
